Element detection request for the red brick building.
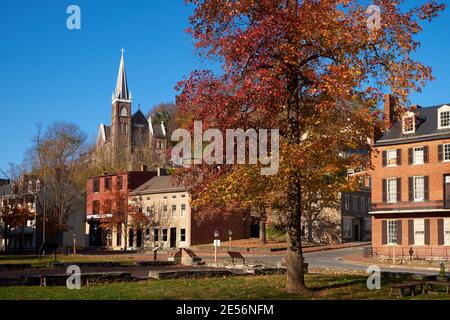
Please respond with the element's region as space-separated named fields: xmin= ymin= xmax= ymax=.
xmin=86 ymin=168 xmax=157 ymax=248
xmin=370 ymin=95 xmax=450 ymax=259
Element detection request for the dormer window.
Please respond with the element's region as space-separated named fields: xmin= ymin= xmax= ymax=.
xmin=438 ymin=105 xmax=450 ymax=129
xmin=402 ymin=111 xmax=415 ymax=134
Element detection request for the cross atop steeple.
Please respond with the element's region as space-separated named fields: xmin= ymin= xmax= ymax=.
xmin=114 ymin=49 xmax=130 ymax=101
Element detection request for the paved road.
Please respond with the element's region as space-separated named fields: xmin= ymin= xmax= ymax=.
xmin=204 ymin=246 xmax=442 ymax=276
xmin=303 ymin=246 xmax=441 ymax=276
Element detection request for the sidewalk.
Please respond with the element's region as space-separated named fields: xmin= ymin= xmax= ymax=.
xmin=341 ymin=253 xmax=445 ymax=272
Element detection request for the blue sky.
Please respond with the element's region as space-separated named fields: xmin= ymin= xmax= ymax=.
xmin=0 ymin=1 xmax=449 ymax=172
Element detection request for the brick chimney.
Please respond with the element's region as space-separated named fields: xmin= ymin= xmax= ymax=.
xmin=383 ymin=94 xmax=396 ymax=130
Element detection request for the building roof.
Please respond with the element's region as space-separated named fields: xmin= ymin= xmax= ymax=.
xmin=130 ymin=175 xmax=186 ymax=195
xmin=149 ymin=116 xmax=166 ymax=139
xmin=375 ymin=104 xmax=450 ymax=146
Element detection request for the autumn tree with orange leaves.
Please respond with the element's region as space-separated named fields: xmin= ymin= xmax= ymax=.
xmin=176 ymin=0 xmax=445 ymax=293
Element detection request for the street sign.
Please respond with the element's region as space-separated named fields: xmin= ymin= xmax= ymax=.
xmin=214 ymin=239 xmax=221 ymax=247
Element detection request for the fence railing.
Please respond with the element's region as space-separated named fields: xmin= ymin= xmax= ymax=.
xmin=371 ymin=246 xmax=450 ymax=261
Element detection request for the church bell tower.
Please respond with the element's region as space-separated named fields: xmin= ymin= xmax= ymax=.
xmin=111 ymin=49 xmax=132 ymax=165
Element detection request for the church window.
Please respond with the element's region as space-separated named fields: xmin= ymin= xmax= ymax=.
xmin=120 ymin=107 xmax=128 ymax=117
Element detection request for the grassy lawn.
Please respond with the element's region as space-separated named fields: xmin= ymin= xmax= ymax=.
xmin=0 ymin=274 xmax=449 ymax=300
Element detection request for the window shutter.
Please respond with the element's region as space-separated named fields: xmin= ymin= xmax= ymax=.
xmin=396 ymin=178 xmax=402 ymax=202
xmin=424 ymin=146 xmax=429 ymax=163
xmin=408 ymin=219 xmax=414 ymax=245
xmin=438 ymin=144 xmax=443 ymax=162
xmin=397 ymin=220 xmax=402 ymax=245
xmin=425 ymin=219 xmax=431 ymax=245
xmin=408 ymin=177 xmax=414 ymax=201
xmin=382 ymin=151 xmax=387 ymax=167
xmin=424 ymin=176 xmax=430 ymax=201
xmin=382 ymin=179 xmax=387 ymax=203
xmin=396 ymin=149 xmax=402 ymax=165
xmin=382 ymin=220 xmax=387 ymax=245
xmin=438 ymin=219 xmax=445 ymax=246
xmin=408 ymin=148 xmax=413 ymax=165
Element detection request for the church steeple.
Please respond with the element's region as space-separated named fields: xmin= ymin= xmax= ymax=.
xmin=111 ymin=49 xmax=133 ymax=166
xmin=113 ymin=49 xmax=131 ymax=102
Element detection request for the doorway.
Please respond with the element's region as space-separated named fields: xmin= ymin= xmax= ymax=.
xmin=353 ymin=224 xmax=360 ymax=241
xmin=89 ymin=221 xmax=104 ymax=247
xmin=444 ymin=175 xmax=450 ymax=209
xmin=128 ymin=229 xmax=134 ymax=248
xmin=136 ymin=229 xmax=143 ymax=248
xmin=250 ymin=218 xmax=260 ymax=238
xmin=170 ymin=228 xmax=177 ymax=248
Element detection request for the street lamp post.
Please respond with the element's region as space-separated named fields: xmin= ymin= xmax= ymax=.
xmin=228 ymin=230 xmax=233 ymax=252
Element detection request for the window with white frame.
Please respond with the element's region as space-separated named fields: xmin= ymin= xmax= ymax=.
xmin=414 ymin=176 xmax=425 ymax=201
xmin=402 ymin=113 xmax=415 ymax=134
xmin=444 ymin=144 xmax=450 ymax=161
xmin=162 ymin=229 xmax=168 ymax=242
xmin=444 ymin=218 xmax=450 ymax=245
xmin=353 ymin=196 xmax=358 ymax=211
xmin=162 ymin=205 xmax=168 ymax=217
xmin=413 ymin=147 xmax=424 ymax=164
xmin=171 ymin=205 xmax=177 ymax=217
xmin=387 ymin=178 xmax=397 ymax=203
xmin=439 ymin=106 xmax=450 ymax=129
xmin=414 ymin=219 xmax=425 ymax=245
xmin=344 ymin=195 xmax=349 ymax=210
xmin=181 ymin=204 xmax=186 ymax=217
xmin=180 ymin=228 xmax=186 ymax=242
xmin=387 ymin=220 xmax=397 ymax=244
xmin=387 ymin=150 xmax=398 ymax=166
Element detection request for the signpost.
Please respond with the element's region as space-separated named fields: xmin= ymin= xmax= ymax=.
xmin=213 ymin=230 xmax=220 ymax=264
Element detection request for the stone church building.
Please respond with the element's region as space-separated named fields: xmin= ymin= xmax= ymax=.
xmin=96 ymin=52 xmax=167 ymax=170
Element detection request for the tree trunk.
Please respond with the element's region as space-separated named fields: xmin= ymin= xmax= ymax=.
xmin=286 ymin=177 xmax=307 ymax=293
xmin=124 ymin=223 xmax=128 ymax=252
xmin=259 ymin=219 xmax=267 ymax=244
